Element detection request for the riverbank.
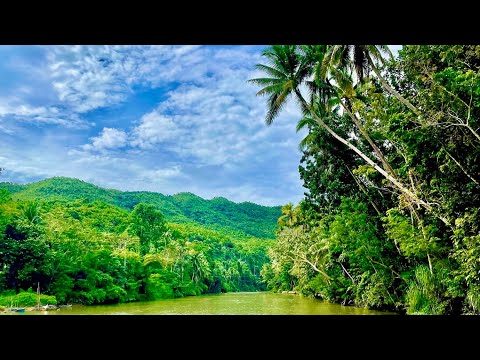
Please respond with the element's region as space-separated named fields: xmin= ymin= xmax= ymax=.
xmin=0 ymin=304 xmax=73 ymax=314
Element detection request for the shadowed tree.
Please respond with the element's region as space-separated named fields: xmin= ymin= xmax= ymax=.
xmin=129 ymin=203 xmax=168 ymax=256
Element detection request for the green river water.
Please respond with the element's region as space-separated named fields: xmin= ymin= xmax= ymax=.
xmin=26 ymin=292 xmax=394 ymax=315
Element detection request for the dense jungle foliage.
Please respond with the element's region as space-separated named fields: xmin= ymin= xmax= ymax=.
xmin=0 ymin=178 xmax=275 ymax=305
xmin=252 ymin=45 xmax=480 ymax=315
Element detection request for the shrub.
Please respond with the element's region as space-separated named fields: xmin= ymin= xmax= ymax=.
xmin=0 ymin=290 xmax=57 ymax=307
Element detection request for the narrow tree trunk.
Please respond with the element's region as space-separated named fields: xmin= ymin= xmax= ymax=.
xmin=338 ymin=261 xmax=355 ymax=283
xmin=341 ymin=100 xmax=397 ymax=177
xmin=427 ymin=253 xmax=433 ymax=275
xmin=345 ymin=165 xmax=382 ymax=215
xmin=367 ymin=53 xmax=422 ymax=118
xmin=294 ymin=89 xmax=450 ymax=226
xmin=445 ymin=149 xmax=480 ymax=186
xmin=288 ymin=254 xmax=331 ymax=281
xmin=464 ymin=124 xmax=480 ymax=143
xmin=424 ymin=72 xmax=480 ymax=141
xmin=299 ymin=257 xmax=331 ymax=281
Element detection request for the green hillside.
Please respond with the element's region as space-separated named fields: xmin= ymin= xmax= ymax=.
xmin=0 ymin=188 xmax=273 ymax=306
xmin=0 ymin=177 xmax=281 ymax=239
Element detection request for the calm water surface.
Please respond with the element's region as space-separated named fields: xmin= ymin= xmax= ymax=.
xmin=30 ymin=292 xmax=394 ymax=315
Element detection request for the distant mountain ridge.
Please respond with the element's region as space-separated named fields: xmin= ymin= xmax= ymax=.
xmin=0 ymin=177 xmax=281 ymax=239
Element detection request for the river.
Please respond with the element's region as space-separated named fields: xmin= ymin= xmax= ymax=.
xmin=28 ymin=292 xmax=394 ymax=315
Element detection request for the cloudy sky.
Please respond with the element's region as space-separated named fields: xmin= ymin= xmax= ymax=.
xmin=0 ymin=45 xmax=402 ymax=206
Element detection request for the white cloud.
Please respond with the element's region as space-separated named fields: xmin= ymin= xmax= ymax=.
xmin=140 ymin=166 xmax=183 ymax=181
xmin=45 ymin=45 xmax=206 ymax=114
xmin=0 ymin=45 xmax=307 ymax=206
xmin=0 ymin=102 xmax=48 ymax=117
xmin=128 ymin=46 xmax=303 ymax=167
xmin=130 ymin=112 xmax=183 ymax=149
xmin=0 ymin=96 xmax=91 ymax=129
xmin=82 ymin=127 xmax=128 ymax=151
xmin=0 ymin=122 xmax=13 ymax=134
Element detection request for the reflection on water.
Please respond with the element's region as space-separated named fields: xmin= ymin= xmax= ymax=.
xmin=27 ymin=292 xmax=395 ymax=315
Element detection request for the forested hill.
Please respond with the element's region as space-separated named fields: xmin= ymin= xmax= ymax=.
xmin=0 ymin=177 xmax=281 ymax=238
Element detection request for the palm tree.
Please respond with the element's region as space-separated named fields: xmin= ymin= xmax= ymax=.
xmin=249 ymin=45 xmax=312 ymax=124
xmin=190 ymin=252 xmax=211 ymax=283
xmin=249 ymin=45 xmax=447 ymax=224
xmin=324 ymin=45 xmax=479 ymax=194
xmin=330 ymin=45 xmax=479 ymax=146
xmin=315 ymin=51 xmax=398 ymax=177
xmin=20 ymin=201 xmax=42 ymax=225
xmin=323 ymin=45 xmax=421 ymax=117
xmin=278 ymin=203 xmax=296 ymax=227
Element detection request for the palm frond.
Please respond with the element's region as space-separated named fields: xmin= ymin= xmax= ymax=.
xmin=266 ymin=92 xmax=289 ymax=125
xmin=327 ymin=97 xmax=341 ymax=112
xmin=255 ymin=83 xmax=284 ymax=97
xmin=319 ymin=47 xmax=334 ymax=81
xmin=299 ymin=132 xmax=317 ymax=152
xmin=367 ymin=45 xmax=393 ymax=67
xmin=338 ymin=45 xmax=352 ymax=71
xmin=254 ymin=64 xmax=286 ymax=79
xmin=295 ymin=94 xmax=310 ymax=116
xmin=380 ymin=45 xmax=394 ymax=61
xmin=332 ymin=68 xmax=355 ymax=97
xmin=353 ymin=46 xmax=368 ymax=82
xmin=250 ymin=45 xmax=312 ymax=125
xmin=296 ymin=116 xmax=315 ymax=132
xmin=248 ymin=77 xmax=281 ymax=86
xmin=306 ymin=80 xmax=319 ymax=104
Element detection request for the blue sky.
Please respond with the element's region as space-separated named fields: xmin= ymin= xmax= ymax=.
xmin=0 ymin=45 xmax=309 ymax=206
xmin=0 ymin=45 xmax=402 ymax=206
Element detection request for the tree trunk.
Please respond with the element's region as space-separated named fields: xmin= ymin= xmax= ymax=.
xmin=427 ymin=253 xmax=433 ymax=275
xmin=367 ymin=53 xmax=422 ymax=118
xmin=345 ymin=165 xmax=382 ymax=215
xmin=444 ymin=149 xmax=480 ymax=186
xmin=294 ymin=89 xmax=450 ymax=226
xmin=338 ymin=261 xmax=355 ymax=283
xmin=341 ymin=99 xmax=397 ymax=177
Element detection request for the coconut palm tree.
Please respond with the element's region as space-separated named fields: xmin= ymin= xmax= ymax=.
xmin=323 ymin=45 xmax=421 ymax=117
xmin=20 ymin=201 xmax=42 ymax=225
xmin=323 ymin=45 xmax=478 ymax=204
xmin=190 ymin=252 xmax=211 ymax=283
xmin=327 ymin=65 xmax=397 ymax=176
xmin=249 ymin=45 xmax=312 ymax=124
xmin=278 ymin=203 xmax=296 ymax=227
xmin=249 ymin=45 xmax=447 ymax=224
xmin=293 ymin=45 xmax=397 ymax=177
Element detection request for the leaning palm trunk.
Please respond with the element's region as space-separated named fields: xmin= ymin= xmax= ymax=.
xmin=366 ymin=52 xmax=422 ymax=118
xmin=340 ymin=99 xmax=397 ymax=177
xmin=294 ymin=89 xmax=449 ymax=226
xmin=250 ymin=45 xmax=449 ymax=225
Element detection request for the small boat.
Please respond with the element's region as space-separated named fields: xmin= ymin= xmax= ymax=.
xmin=7 ymin=297 xmax=26 ymax=313
xmin=7 ymin=307 xmax=26 ymax=313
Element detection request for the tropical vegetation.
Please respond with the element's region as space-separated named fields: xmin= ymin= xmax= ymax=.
xmin=252 ymin=45 xmax=480 ymax=314
xmin=1 ymin=45 xmax=479 ymax=315
xmin=0 ymin=178 xmax=275 ymax=306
